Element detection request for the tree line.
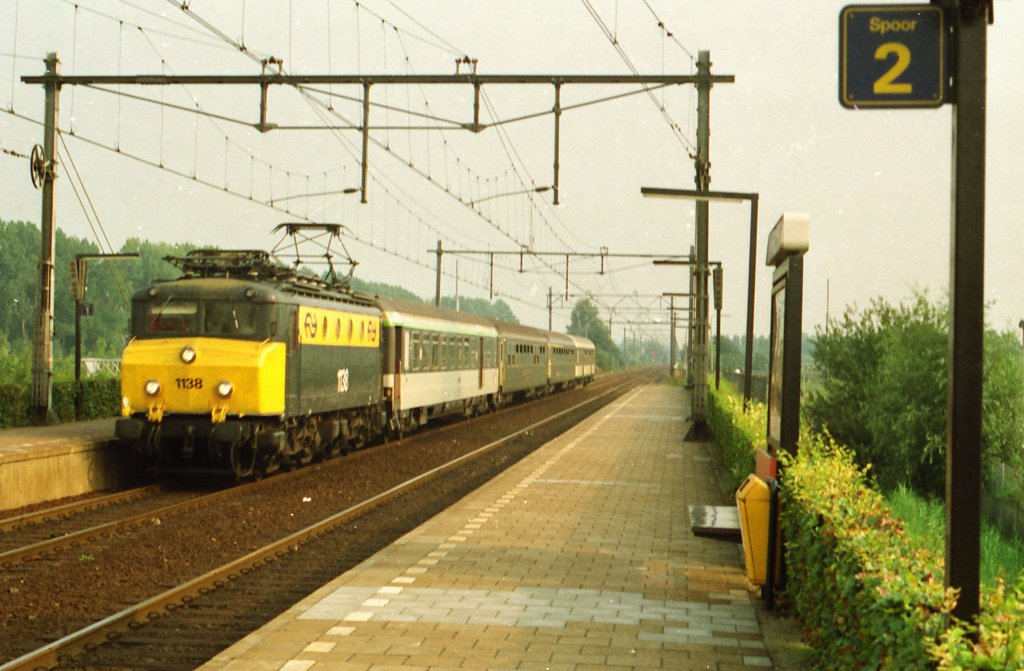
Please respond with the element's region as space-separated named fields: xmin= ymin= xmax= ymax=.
xmin=0 ymin=219 xmax=632 ymax=383
xmin=806 ymin=292 xmax=1024 ymax=502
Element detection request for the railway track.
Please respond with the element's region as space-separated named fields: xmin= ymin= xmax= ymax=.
xmin=0 ymin=373 xmax=627 ymax=565
xmin=0 ymin=370 xmax=654 ymax=670
xmin=0 ymin=487 xmax=212 ymax=566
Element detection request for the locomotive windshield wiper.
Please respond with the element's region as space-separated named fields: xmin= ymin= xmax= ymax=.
xmin=148 ymin=296 xmax=174 ymax=329
xmin=154 ymin=296 xmax=173 ymax=316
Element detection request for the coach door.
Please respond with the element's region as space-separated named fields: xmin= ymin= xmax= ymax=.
xmin=478 ymin=336 xmax=485 ymax=389
xmin=498 ymin=338 xmax=506 ymax=387
xmin=394 ymin=326 xmax=404 ymax=412
xmin=286 ymin=307 xmax=301 ymax=411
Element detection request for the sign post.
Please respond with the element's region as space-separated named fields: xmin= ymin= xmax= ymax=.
xmin=839 ymin=1 xmax=991 ymax=623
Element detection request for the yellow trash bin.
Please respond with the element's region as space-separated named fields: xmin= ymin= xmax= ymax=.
xmin=735 ymin=474 xmax=771 ymax=585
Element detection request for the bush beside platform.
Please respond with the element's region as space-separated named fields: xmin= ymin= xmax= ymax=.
xmin=0 ymin=377 xmax=120 ymax=429
xmin=708 ymin=382 xmax=1024 ymax=670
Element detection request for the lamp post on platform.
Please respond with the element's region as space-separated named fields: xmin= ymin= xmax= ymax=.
xmin=642 ymin=188 xmax=759 ymax=409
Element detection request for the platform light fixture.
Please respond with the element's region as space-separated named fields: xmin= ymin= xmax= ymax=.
xmin=641 ymin=186 xmax=759 ymax=408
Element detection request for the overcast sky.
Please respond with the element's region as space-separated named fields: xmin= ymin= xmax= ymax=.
xmin=1 ymin=1 xmax=1021 ymax=343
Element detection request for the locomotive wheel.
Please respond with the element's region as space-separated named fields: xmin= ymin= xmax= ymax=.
xmin=230 ymin=438 xmax=259 ymax=479
xmin=143 ymin=423 xmax=161 ymax=458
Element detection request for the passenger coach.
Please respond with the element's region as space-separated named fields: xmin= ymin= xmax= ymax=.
xmin=377 ymin=296 xmax=499 ymax=433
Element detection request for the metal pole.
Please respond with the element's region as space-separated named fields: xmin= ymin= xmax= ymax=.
xmin=434 ymin=239 xmax=443 ymax=306
xmin=744 ymin=194 xmax=759 ymax=408
xmin=74 ymin=294 xmax=82 ymax=420
xmin=360 ymin=81 xmax=370 ymax=203
xmin=553 ymin=82 xmax=561 ymax=206
xmin=669 ymin=296 xmax=676 ymax=378
xmin=71 ymin=252 xmax=137 ymax=422
xmin=946 ymin=0 xmax=987 ymax=624
xmin=548 ymin=287 xmax=553 ymax=331
xmin=31 ymin=52 xmax=60 ymax=426
xmin=715 ymin=296 xmax=722 ymax=390
xmin=692 ymin=50 xmax=712 ymax=426
xmin=563 ymin=255 xmax=569 ymax=300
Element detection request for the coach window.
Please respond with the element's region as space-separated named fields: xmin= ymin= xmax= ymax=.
xmin=409 ymin=333 xmax=419 ymax=371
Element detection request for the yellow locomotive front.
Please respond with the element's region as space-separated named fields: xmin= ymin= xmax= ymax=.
xmin=116 ymin=277 xmax=289 ymax=476
xmin=120 ymin=336 xmax=286 ymax=423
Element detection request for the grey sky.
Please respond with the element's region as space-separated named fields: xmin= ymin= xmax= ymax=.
xmin=1 ymin=1 xmax=1021 ymax=342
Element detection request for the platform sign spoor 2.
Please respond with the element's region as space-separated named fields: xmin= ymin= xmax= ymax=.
xmin=840 ymin=5 xmax=947 ymax=109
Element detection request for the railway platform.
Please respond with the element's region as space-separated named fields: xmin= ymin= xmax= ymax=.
xmin=200 ymin=382 xmax=778 ymax=670
xmin=0 ymin=417 xmax=123 ymax=510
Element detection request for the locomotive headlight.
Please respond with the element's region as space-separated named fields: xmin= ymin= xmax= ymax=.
xmin=216 ymin=381 xmax=234 ymax=398
xmin=180 ymin=346 xmax=197 ymax=364
xmin=144 ymin=380 xmax=161 ymax=397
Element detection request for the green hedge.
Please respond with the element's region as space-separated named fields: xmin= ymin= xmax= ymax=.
xmin=708 ymin=382 xmax=1024 ymax=669
xmin=0 ymin=377 xmax=120 ymax=428
xmin=934 ymin=577 xmax=1024 ymax=670
xmin=706 ymin=380 xmax=765 ymax=492
xmin=782 ymin=436 xmax=955 ymax=669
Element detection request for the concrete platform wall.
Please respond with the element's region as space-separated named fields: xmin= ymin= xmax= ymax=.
xmin=0 ymin=419 xmax=128 ymax=511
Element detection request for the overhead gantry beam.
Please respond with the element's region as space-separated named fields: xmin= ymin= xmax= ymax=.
xmin=23 ymin=72 xmax=734 ymax=205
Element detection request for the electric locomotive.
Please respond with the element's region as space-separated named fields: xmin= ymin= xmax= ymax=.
xmin=116 ymin=249 xmax=386 ymax=477
xmin=116 ymin=238 xmax=597 ymax=479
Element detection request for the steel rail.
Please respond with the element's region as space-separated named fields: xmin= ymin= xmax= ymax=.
xmin=0 ymin=485 xmax=163 ymax=533
xmin=0 ymin=376 xmax=619 ymax=566
xmin=0 ymin=371 xmax=649 ymax=671
xmin=0 ymin=488 xmax=232 ymax=567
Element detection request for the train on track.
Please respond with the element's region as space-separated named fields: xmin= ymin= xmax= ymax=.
xmin=115 ymin=247 xmax=596 ymax=478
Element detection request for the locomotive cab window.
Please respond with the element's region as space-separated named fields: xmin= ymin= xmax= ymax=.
xmin=204 ymin=301 xmax=258 ymax=337
xmin=147 ymin=300 xmax=198 ymax=335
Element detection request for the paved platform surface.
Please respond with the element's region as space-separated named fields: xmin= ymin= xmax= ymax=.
xmin=201 ymin=383 xmax=769 ymax=670
xmin=0 ymin=417 xmax=115 ymax=459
